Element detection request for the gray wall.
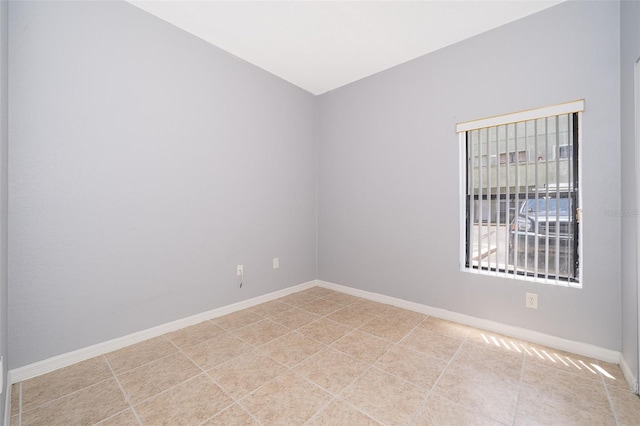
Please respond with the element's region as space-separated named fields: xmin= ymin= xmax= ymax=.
xmin=1 ymin=0 xmax=8 ymax=417
xmin=621 ymin=0 xmax=640 ymax=383
xmin=8 ymin=1 xmax=317 ymax=368
xmin=6 ymin=0 xmax=632 ymax=375
xmin=318 ymin=1 xmax=622 ymax=350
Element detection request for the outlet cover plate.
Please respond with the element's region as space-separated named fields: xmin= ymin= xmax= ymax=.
xmin=526 ymin=292 xmax=538 ymax=309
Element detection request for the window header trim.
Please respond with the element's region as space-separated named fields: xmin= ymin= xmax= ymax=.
xmin=456 ymin=99 xmax=584 ymax=133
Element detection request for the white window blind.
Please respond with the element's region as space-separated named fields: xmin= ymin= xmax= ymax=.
xmin=458 ymin=101 xmax=583 ymax=285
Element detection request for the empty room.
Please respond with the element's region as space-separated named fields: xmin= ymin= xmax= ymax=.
xmin=2 ymin=0 xmax=640 ymax=424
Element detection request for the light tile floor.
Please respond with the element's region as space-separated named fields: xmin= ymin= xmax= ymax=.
xmin=9 ymin=287 xmax=640 ymax=425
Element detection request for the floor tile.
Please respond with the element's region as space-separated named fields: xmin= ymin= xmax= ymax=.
xmin=451 ymin=340 xmax=524 ymax=384
xmin=342 ymin=368 xmax=425 ymax=426
xmin=597 ymin=360 xmax=630 ymax=389
xmin=105 ymin=337 xmax=176 ymax=375
xmin=331 ymin=330 xmax=393 ymax=364
xmin=135 ymin=374 xmax=233 ymax=425
xmin=374 ymin=345 xmax=448 ymax=390
xmin=467 ymin=328 xmax=529 ymax=352
xmin=418 ymin=317 xmax=472 ymax=339
xmin=608 ymin=385 xmax=640 ymax=426
xmin=327 ymin=305 xmax=375 ymax=328
xmin=213 ymin=310 xmax=262 ymax=331
xmin=165 ymin=320 xmax=225 ymax=348
xmin=21 ymin=356 xmax=113 ymax=412
xmin=299 ymin=298 xmax=344 ymax=316
xmin=21 ymin=378 xmax=128 ymax=426
xmin=94 ymin=409 xmax=140 ymax=425
xmin=11 ymin=288 xmax=640 ymax=425
xmin=248 ymin=300 xmax=293 ymax=318
xmin=298 ymin=318 xmax=351 ymax=344
xmin=181 ymin=333 xmax=252 ymax=370
xmin=378 ymin=306 xmax=426 ymax=328
xmin=208 ymin=350 xmax=287 ymax=399
xmin=515 ymin=361 xmax=614 ymax=425
xmin=241 ymin=372 xmax=332 ymax=425
xmin=401 ymin=327 xmax=463 ymax=361
xmin=298 ymin=286 xmax=335 ymax=299
xmin=118 ymin=352 xmax=201 ymax=404
xmin=259 ymin=331 xmax=324 ymax=367
xmin=322 ymin=292 xmax=361 ymax=306
xmin=348 ymin=299 xmax=391 ymax=316
xmin=412 ymin=393 xmax=504 ymax=425
xmin=294 ymin=347 xmax=368 ymax=393
xmin=269 ymin=307 xmax=320 ymax=330
xmin=358 ymin=315 xmax=415 ymax=342
xmin=231 ymin=319 xmax=290 ymax=346
xmin=277 ymin=292 xmax=319 ymax=307
xmin=201 ymin=403 xmax=258 ymax=425
xmin=11 ymin=383 xmax=19 ymax=416
xmin=432 ymin=360 xmax=520 ymax=425
xmin=524 ymin=343 xmax=604 ymax=381
xmin=308 ymin=399 xmax=381 ymax=425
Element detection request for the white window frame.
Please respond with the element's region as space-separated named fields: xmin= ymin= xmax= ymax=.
xmin=457 ymin=100 xmax=584 ymax=287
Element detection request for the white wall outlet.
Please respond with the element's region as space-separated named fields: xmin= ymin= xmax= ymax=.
xmin=273 ymin=257 xmax=279 ymax=269
xmin=526 ymin=292 xmax=538 ymax=309
xmin=237 ymin=265 xmax=243 ymax=276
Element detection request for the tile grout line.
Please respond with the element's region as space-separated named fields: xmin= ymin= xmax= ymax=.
xmin=600 ymin=368 xmax=621 ymax=426
xmin=301 ymin=395 xmax=340 ymax=426
xmin=406 ymin=326 xmax=470 ymax=425
xmin=167 ymin=340 xmax=236 ymax=416
xmin=17 ymin=374 xmax=117 ymax=416
xmin=124 ymin=372 xmax=220 ymax=420
xmin=168 ymin=338 xmax=264 ymax=426
xmin=92 ymin=407 xmax=139 ymax=426
xmin=17 ymin=288 xmax=632 ymax=425
xmin=286 ymin=350 xmax=386 ymax=425
xmin=207 ymin=298 xmax=391 ymax=425
xmin=223 ymin=351 xmax=329 ymax=424
xmin=250 ymin=334 xmax=349 ymax=424
xmin=510 ymin=346 xmax=529 ymax=426
xmin=112 ymin=340 xmax=218 ymax=423
xmin=103 ymin=334 xmax=179 ymax=377
xmin=18 ymin=382 xmax=22 ymax=426
xmin=103 ymin=354 xmax=144 ymax=426
xmin=294 ymin=303 xmax=466 ymax=424
xmin=316 ymin=315 xmax=433 ymax=426
xmin=110 ymin=346 xmax=179 ymax=378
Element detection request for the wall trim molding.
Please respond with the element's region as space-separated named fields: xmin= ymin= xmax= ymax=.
xmin=317 ymin=280 xmax=622 ymax=365
xmin=620 ymin=355 xmax=639 ymax=394
xmin=8 ymin=281 xmax=316 ymax=384
xmin=8 ymin=279 xmax=629 ymax=391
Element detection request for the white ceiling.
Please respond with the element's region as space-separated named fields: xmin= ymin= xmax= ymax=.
xmin=130 ymin=1 xmax=564 ymax=95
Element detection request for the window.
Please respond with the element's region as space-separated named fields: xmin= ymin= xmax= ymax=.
xmin=457 ymin=101 xmax=583 ymax=285
xmin=554 ymin=144 xmax=573 ymax=160
xmin=499 ymin=149 xmax=531 ymax=165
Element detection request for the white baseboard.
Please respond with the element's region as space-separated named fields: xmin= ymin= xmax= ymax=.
xmin=7 ymin=279 xmax=630 ymax=392
xmin=620 ymin=355 xmax=639 ymax=393
xmin=8 ymin=281 xmax=316 ymax=385
xmin=317 ymin=280 xmax=622 ymax=365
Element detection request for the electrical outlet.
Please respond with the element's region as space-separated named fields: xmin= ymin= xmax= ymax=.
xmin=237 ymin=265 xmax=243 ymax=276
xmin=273 ymin=257 xmax=279 ymax=269
xmin=526 ymin=292 xmax=538 ymax=309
